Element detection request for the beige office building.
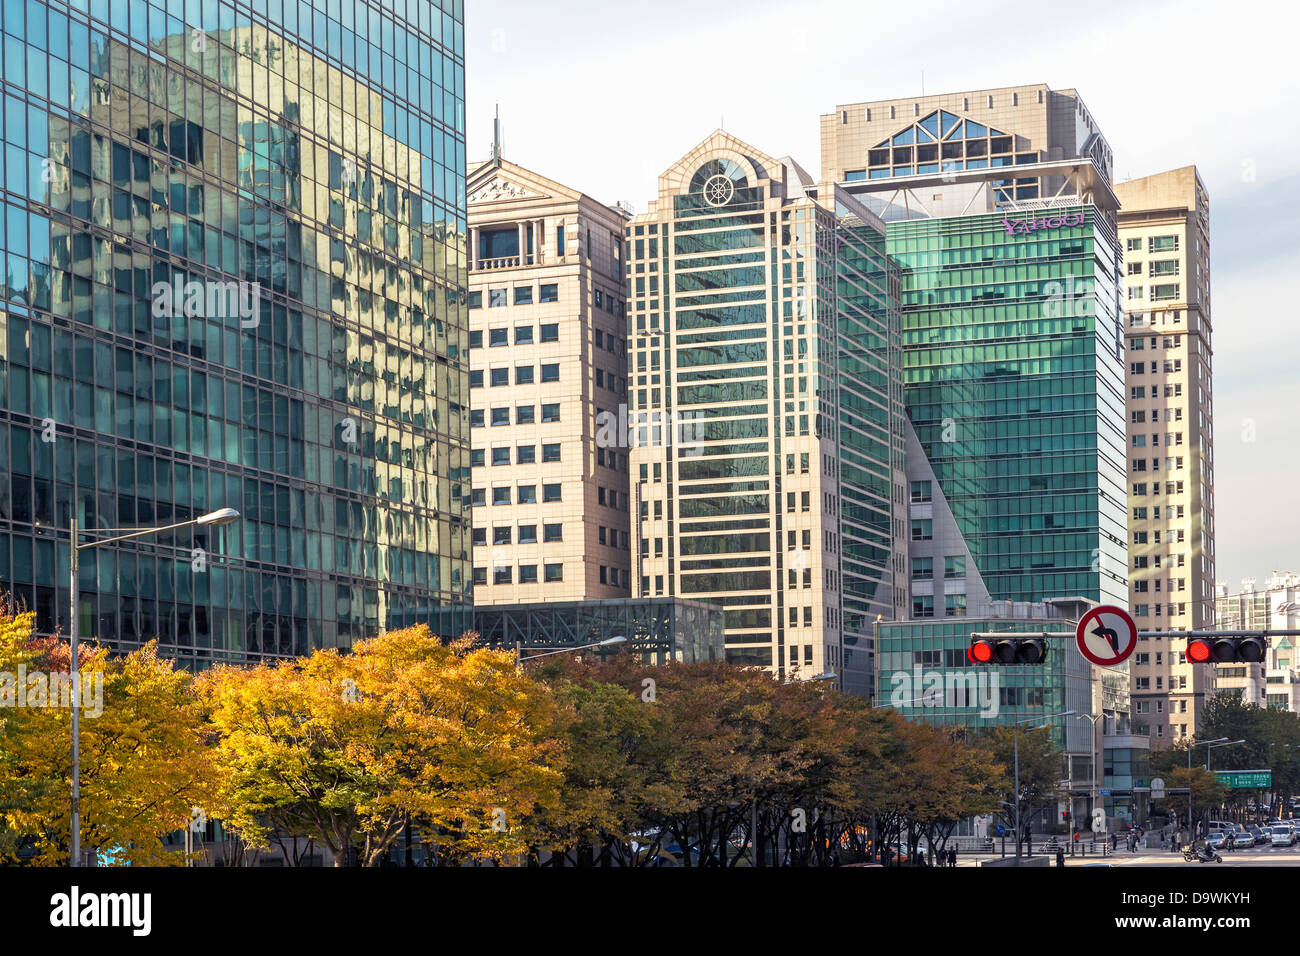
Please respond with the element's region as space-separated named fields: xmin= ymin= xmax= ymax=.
xmin=1116 ymin=167 xmax=1216 ymax=745
xmin=465 ymin=155 xmax=631 ymax=603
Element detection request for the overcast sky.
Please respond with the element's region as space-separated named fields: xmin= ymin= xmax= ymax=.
xmin=464 ymin=0 xmax=1300 ymax=592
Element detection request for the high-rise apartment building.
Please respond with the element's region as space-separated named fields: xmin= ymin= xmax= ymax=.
xmin=465 ymin=154 xmax=631 ymax=602
xmin=0 ymin=0 xmax=469 ymax=662
xmin=1116 ymin=167 xmax=1215 ymax=744
xmin=822 ymin=87 xmax=1130 ymax=617
xmin=626 ymin=131 xmax=907 ymax=694
xmin=1216 ymin=574 xmax=1300 ymax=712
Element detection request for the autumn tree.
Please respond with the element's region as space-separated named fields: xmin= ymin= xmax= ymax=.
xmin=202 ymin=626 xmax=564 ymax=866
xmin=0 ymin=608 xmax=214 ymax=866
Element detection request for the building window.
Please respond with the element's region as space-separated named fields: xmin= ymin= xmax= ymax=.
xmin=515 ymin=365 xmax=535 ymax=385
xmin=519 ymin=565 xmax=538 ymax=584
xmin=544 ymin=563 xmax=564 ymax=583
xmin=519 ymin=524 xmax=538 ymax=543
xmin=910 ymin=520 xmax=932 ymax=541
xmin=468 ymin=291 xmax=483 ymax=309
xmin=1149 ymin=235 xmax=1179 ymax=253
xmin=911 ymin=557 xmax=933 ymax=580
xmin=517 ymin=485 xmax=538 ymax=504
xmin=912 ymin=596 xmax=934 ymax=618
xmin=491 ymin=408 xmax=510 ymax=426
xmin=515 ymin=325 xmax=534 ymax=344
xmin=945 ymin=595 xmax=966 ymax=617
xmin=514 ymin=286 xmax=534 ymax=305
xmin=492 ymin=488 xmax=511 ymax=506
xmin=493 ymin=566 xmax=512 ymax=585
xmin=541 ymin=363 xmax=560 ymax=383
xmin=470 ymin=410 xmax=485 ymax=428
xmin=490 ymin=368 xmax=509 ymax=387
xmin=542 ymin=403 xmax=561 ymax=422
xmin=470 ymin=489 xmax=485 ymax=507
xmin=472 ymin=567 xmax=487 ymax=586
xmin=470 ymin=449 xmax=485 ymax=467
xmin=493 ymin=526 xmax=512 ymax=546
xmin=540 ymin=285 xmax=559 ymax=304
xmin=517 ymin=445 xmax=536 ymax=464
xmin=491 ymin=447 xmax=510 ymax=466
xmin=489 ymin=289 xmax=507 ymax=308
xmin=469 ymin=330 xmax=482 ymax=349
xmin=542 ymin=443 xmax=561 ymax=463
xmin=469 ymin=370 xmax=483 ymax=389
xmin=516 ymin=406 xmax=535 ymax=424
xmin=910 ymin=481 xmax=932 ymax=503
xmin=945 ymin=555 xmax=966 ymax=577
xmin=543 ymin=483 xmax=562 ymax=503
xmin=540 ymin=322 xmax=559 ymax=341
xmin=489 ymin=328 xmax=508 ymax=347
xmin=544 ymin=523 xmax=563 ymax=543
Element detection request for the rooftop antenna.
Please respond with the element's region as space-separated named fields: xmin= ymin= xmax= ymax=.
xmin=492 ymin=104 xmax=502 ymax=167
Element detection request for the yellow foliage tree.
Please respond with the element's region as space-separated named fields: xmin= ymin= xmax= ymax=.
xmin=201 ymin=627 xmax=565 ymax=866
xmin=0 ymin=609 xmax=214 ymax=866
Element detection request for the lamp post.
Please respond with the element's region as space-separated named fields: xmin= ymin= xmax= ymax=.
xmin=1071 ymin=713 xmax=1106 ymax=841
xmin=68 ymin=507 xmax=239 ymax=868
xmin=514 ymin=635 xmax=627 ymax=665
xmin=1010 ymin=710 xmax=1075 ymax=860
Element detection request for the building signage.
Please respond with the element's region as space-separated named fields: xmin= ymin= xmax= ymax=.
xmin=1215 ymin=770 xmax=1272 ymax=790
xmin=1001 ymin=212 xmax=1085 ymax=236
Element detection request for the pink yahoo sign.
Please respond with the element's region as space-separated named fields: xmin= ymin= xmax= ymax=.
xmin=1001 ymin=212 xmax=1085 ymax=236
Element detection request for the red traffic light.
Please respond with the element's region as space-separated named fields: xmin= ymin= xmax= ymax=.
xmin=1187 ymin=639 xmax=1212 ymax=663
xmin=970 ymin=640 xmax=994 ymax=663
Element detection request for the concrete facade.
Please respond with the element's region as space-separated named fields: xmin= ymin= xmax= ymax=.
xmin=1116 ymin=167 xmax=1216 ymax=745
xmin=466 ymin=157 xmax=631 ymax=604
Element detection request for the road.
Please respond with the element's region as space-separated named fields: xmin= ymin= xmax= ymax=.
xmin=957 ymin=845 xmax=1300 ymax=867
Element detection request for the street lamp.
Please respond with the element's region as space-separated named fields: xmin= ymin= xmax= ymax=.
xmin=68 ymin=507 xmax=240 ymax=867
xmin=515 ymin=635 xmax=627 ymax=663
xmin=1071 ymin=713 xmax=1107 ymax=840
xmin=1009 ymin=710 xmax=1074 ymax=859
xmin=872 ymin=689 xmax=943 ymax=709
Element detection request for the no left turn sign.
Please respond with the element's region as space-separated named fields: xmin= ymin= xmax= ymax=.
xmin=1075 ymin=605 xmax=1138 ymax=667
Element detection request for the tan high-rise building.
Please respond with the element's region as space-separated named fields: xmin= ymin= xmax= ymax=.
xmin=625 ymin=131 xmax=908 ymax=693
xmin=465 ymin=155 xmax=631 ymax=603
xmin=1116 ymin=167 xmax=1215 ymax=745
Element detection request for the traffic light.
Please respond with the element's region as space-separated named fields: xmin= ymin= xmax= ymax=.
xmin=1186 ymin=636 xmax=1266 ymax=664
xmin=968 ymin=636 xmax=1048 ymax=665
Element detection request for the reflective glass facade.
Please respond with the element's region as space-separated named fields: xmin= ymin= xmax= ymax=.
xmin=890 ymin=206 xmax=1128 ymax=607
xmin=0 ymin=0 xmax=469 ymax=663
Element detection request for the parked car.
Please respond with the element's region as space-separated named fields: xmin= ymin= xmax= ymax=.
xmin=1271 ymin=826 xmax=1295 ymax=847
xmin=1246 ymin=825 xmax=1267 ymax=846
xmin=1205 ymin=832 xmax=1229 ymax=850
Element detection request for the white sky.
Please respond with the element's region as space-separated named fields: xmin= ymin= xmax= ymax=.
xmin=465 ymin=0 xmax=1300 ymax=591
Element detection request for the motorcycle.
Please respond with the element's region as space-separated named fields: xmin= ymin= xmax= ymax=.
xmin=1182 ymin=842 xmax=1222 ymax=863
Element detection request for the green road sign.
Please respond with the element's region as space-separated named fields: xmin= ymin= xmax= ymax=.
xmin=1215 ymin=770 xmax=1272 ymax=789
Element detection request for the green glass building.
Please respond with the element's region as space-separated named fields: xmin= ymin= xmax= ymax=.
xmin=0 ymin=0 xmax=469 ymax=662
xmin=889 ymin=205 xmax=1128 ymax=607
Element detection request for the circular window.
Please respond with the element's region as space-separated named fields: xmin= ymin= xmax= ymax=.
xmin=702 ymin=174 xmax=735 ymax=207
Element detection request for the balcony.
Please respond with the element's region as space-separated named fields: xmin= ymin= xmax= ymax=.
xmin=470 ymin=253 xmax=543 ymax=272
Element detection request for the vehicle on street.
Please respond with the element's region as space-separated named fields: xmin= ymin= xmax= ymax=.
xmin=1205 ymin=832 xmax=1229 ymax=850
xmin=1271 ymin=826 xmax=1294 ymax=847
xmin=1246 ymin=825 xmax=1267 ymax=846
xmin=1228 ymin=829 xmax=1256 ymax=850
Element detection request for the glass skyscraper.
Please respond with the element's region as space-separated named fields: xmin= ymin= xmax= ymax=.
xmin=0 ymin=0 xmax=469 ymax=663
xmin=890 ymin=206 xmax=1129 ymax=607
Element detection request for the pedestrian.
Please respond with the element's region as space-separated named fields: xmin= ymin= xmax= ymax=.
xmin=1056 ymin=847 xmax=1065 ymax=868
xmin=1111 ymin=833 xmax=1117 ymax=851
xmin=949 ymin=847 xmax=957 ymax=868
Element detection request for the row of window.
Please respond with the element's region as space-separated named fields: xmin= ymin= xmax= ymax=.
xmin=470 ymin=404 xmax=561 ymax=426
xmin=1134 ymin=530 xmax=1186 ymax=544
xmin=910 ymin=556 xmax=968 ymax=579
xmin=1132 ymin=481 xmax=1186 ymax=496
xmin=1133 ymin=578 xmax=1187 ymax=592
xmin=910 ymin=595 xmax=968 ymax=618
xmin=472 ymin=523 xmax=563 ymax=545
xmin=469 ymin=285 xmax=559 ymax=308
xmin=473 ymin=564 xmax=565 ymax=585
xmin=470 ymin=444 xmax=562 ymax=467
xmin=1130 ymin=433 xmax=1185 ymax=448
xmin=1126 ymin=260 xmax=1180 ymax=278
xmin=1130 ymin=384 xmax=1183 ymax=400
xmin=1128 ymin=360 xmax=1182 ymax=375
xmin=1131 ymin=457 xmax=1186 ymax=472
xmin=470 ymin=364 xmax=560 ymax=387
xmin=1131 ymin=408 xmax=1184 ymax=424
xmin=469 ymin=324 xmax=559 ymax=347
xmin=1132 ymin=603 xmax=1188 ymax=618
xmin=470 ymin=484 xmax=563 ymax=506
xmin=1129 ymin=335 xmax=1183 ymax=352
xmin=1127 ymin=284 xmax=1181 ymax=302
xmin=1132 ymin=505 xmax=1186 ymax=520
xmin=1125 ymin=236 xmax=1181 ymax=254
xmin=1133 ymin=553 xmax=1187 ymax=569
